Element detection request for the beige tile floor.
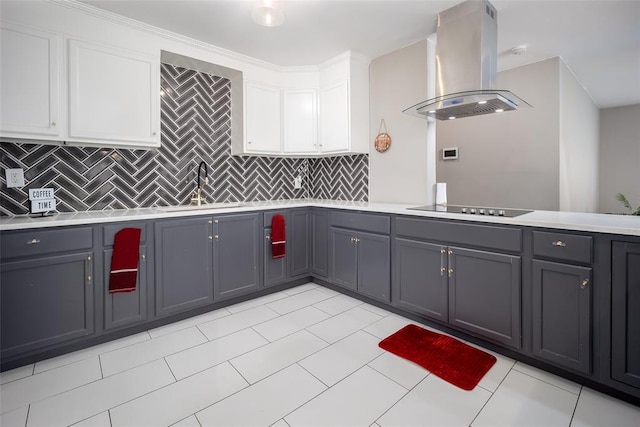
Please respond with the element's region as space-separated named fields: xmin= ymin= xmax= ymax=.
xmin=1 ymin=283 xmax=639 ymax=427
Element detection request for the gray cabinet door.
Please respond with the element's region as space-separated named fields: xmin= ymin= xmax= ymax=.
xmin=532 ymin=260 xmax=591 ymax=374
xmin=213 ymin=213 xmax=261 ymax=300
xmin=155 ymin=218 xmax=213 ymax=317
xmin=449 ymin=247 xmax=521 ymax=349
xmin=1 ymin=252 xmax=94 ymax=359
xmin=311 ymin=209 xmax=328 ymax=277
xmin=393 ymin=238 xmax=448 ymax=321
xmin=290 ymin=209 xmax=310 ymax=277
xmin=103 ymin=245 xmax=148 ymax=331
xmin=329 ymin=227 xmax=357 ymax=290
xmin=264 ymin=226 xmax=287 ymax=287
xmin=357 ymin=232 xmax=390 ymax=302
xmin=612 ymin=241 xmax=640 ymax=388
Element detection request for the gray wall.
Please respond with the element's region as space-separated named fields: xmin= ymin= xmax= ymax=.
xmin=559 ymin=60 xmax=600 ymax=213
xmin=599 ymin=104 xmax=640 ymax=214
xmin=368 ymin=40 xmax=430 ymax=204
xmin=436 ymin=58 xmax=561 ymax=210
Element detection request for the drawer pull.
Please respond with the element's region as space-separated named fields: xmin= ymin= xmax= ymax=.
xmin=581 ymin=279 xmax=589 ymax=289
xmin=552 ymin=240 xmax=567 ymax=247
xmin=265 ymin=234 xmax=271 ymax=240
xmin=27 ymin=238 xmax=41 ymax=245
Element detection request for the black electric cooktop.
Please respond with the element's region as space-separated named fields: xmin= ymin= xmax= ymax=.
xmin=407 ymin=204 xmax=533 ymax=218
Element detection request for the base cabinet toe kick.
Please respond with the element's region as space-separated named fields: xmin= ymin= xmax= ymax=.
xmin=1 ymin=207 xmax=639 ymax=403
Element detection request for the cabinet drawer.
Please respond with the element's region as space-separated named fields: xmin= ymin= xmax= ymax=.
xmin=330 ymin=211 xmax=390 ymax=234
xmin=1 ymin=227 xmax=93 ymax=260
xmin=533 ymin=231 xmax=592 ymax=264
xmin=264 ymin=211 xmax=288 ymax=227
xmin=103 ymin=222 xmax=147 ymax=246
xmin=396 ymin=217 xmax=521 ymax=252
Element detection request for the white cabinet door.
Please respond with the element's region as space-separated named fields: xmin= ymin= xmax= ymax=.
xmin=68 ymin=39 xmax=160 ymax=148
xmin=0 ymin=23 xmax=60 ymax=138
xmin=245 ymin=82 xmax=281 ymax=153
xmin=283 ymin=89 xmax=317 ymax=154
xmin=319 ymin=80 xmax=350 ymax=153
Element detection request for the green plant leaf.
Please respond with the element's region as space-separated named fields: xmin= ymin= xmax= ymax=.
xmin=615 ymin=193 xmax=633 ymax=212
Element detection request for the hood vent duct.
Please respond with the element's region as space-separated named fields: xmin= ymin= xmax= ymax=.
xmin=404 ymin=0 xmax=530 ymax=121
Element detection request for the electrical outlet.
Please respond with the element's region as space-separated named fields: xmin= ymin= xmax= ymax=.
xmin=5 ymin=168 xmax=25 ymax=188
xmin=294 ymin=175 xmax=302 ymax=189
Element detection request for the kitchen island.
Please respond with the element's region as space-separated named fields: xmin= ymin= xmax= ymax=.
xmin=1 ymin=201 xmax=639 ymax=404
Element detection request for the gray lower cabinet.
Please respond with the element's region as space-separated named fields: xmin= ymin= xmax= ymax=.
xmin=264 ymin=225 xmax=287 ymax=287
xmin=154 ymin=217 xmax=213 ymax=317
xmin=311 ymin=209 xmax=328 ymax=278
xmin=213 ymin=213 xmax=261 ymax=300
xmin=532 ymin=260 xmax=591 ymax=374
xmin=1 ymin=252 xmax=94 ymax=359
xmin=611 ymin=241 xmax=640 ymax=389
xmin=393 ymin=238 xmax=448 ymax=322
xmin=448 ymin=247 xmax=521 ymax=348
xmin=329 ymin=226 xmax=390 ymax=301
xmin=102 ymin=222 xmax=149 ymax=331
xmin=290 ymin=209 xmax=310 ymax=277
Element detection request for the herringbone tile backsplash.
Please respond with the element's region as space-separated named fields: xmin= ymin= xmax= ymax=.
xmin=0 ymin=63 xmax=368 ymax=216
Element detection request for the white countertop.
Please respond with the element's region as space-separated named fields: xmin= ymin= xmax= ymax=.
xmin=1 ymin=199 xmax=639 ymax=236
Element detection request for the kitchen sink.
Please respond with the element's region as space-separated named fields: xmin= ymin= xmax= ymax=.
xmin=161 ymin=202 xmax=243 ymax=212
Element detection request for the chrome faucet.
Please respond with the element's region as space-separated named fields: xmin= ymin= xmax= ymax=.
xmin=190 ymin=161 xmax=209 ymax=206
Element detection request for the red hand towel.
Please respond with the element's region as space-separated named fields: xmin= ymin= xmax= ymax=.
xmin=109 ymin=228 xmax=141 ymax=293
xmin=271 ymin=214 xmax=286 ymax=259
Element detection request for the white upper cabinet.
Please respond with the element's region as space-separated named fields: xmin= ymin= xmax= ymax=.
xmin=319 ymin=81 xmax=349 ymax=153
xmin=0 ymin=22 xmax=61 ymax=139
xmin=68 ymin=39 xmax=160 ymax=148
xmin=318 ymin=52 xmax=370 ymax=155
xmin=283 ymin=89 xmax=318 ymax=154
xmin=244 ymin=82 xmax=281 ymax=153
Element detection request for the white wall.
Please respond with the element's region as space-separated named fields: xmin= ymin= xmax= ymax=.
xmin=599 ymin=104 xmax=640 ymax=214
xmin=368 ymin=40 xmax=430 ymax=203
xmin=436 ymin=58 xmax=561 ymax=210
xmin=558 ymin=60 xmax=600 ymax=212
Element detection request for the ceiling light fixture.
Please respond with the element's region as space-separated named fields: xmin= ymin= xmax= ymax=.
xmin=252 ymin=0 xmax=284 ymax=27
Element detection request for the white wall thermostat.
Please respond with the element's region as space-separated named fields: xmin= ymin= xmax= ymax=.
xmin=442 ymin=147 xmax=459 ymax=160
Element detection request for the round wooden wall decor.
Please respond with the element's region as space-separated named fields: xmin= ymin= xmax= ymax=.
xmin=374 ymin=119 xmax=391 ymax=153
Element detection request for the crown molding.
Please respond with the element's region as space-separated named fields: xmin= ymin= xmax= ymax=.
xmin=48 ymin=0 xmax=298 ymax=73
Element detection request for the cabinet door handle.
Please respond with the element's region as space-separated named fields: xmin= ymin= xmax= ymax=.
xmin=214 ymin=234 xmax=219 ymax=240
xmin=208 ymin=220 xmax=213 ymax=224
xmin=552 ymin=240 xmax=567 ymax=247
xmin=141 ymin=254 xmax=146 ymax=260
xmin=448 ymin=268 xmax=454 ymax=277
xmin=87 ymin=275 xmax=92 ymax=281
xmin=350 ymin=237 xmax=355 ymax=243
xmin=27 ymin=238 xmax=41 ymax=245
xmin=51 ymin=121 xmax=57 ymax=127
xmin=440 ymin=248 xmax=446 ymax=254
xmin=581 ymin=278 xmax=589 ymax=289
xmin=440 ymin=267 xmax=446 ymax=276
xmin=447 ymin=249 xmax=453 ymax=255
xmin=266 ymin=234 xmax=271 ymax=240
xmin=209 ymin=235 xmax=213 ymax=240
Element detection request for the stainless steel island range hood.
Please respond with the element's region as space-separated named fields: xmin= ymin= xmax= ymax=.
xmin=404 ymin=0 xmax=530 ymax=121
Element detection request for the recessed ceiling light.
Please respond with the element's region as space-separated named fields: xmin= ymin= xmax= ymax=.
xmin=252 ymin=1 xmax=284 ymax=27
xmin=428 ymin=110 xmax=436 ymax=114
xmin=477 ymin=100 xmax=487 ymax=105
xmin=495 ymin=109 xmax=504 ymax=113
xmin=448 ymin=116 xmax=456 ymax=120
